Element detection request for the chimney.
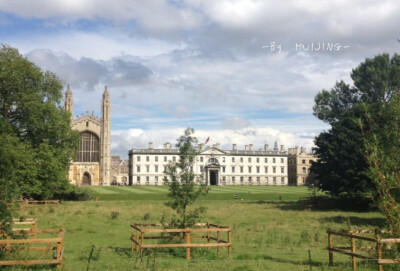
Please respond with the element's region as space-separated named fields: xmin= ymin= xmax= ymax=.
xmin=249 ymin=144 xmax=253 ymax=151
xmin=215 ymin=143 xmax=220 ymax=149
xmin=245 ymin=145 xmax=249 ymax=151
xmin=149 ymin=142 xmax=153 ymax=149
xmin=264 ymin=144 xmax=269 ymax=151
xmin=301 ymin=147 xmax=306 ymax=153
xmin=280 ymin=145 xmax=285 ymax=152
xmin=233 ymin=144 xmax=237 ymax=151
xmin=164 ymin=142 xmax=171 ymax=149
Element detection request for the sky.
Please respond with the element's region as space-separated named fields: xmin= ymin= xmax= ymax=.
xmin=1 ymin=0 xmax=399 ymax=158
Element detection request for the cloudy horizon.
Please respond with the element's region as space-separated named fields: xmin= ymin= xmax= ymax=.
xmin=1 ymin=0 xmax=399 ymax=158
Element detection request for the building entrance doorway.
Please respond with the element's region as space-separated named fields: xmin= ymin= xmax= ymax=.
xmin=82 ymin=172 xmax=91 ymax=186
xmin=209 ymin=170 xmax=218 ymax=185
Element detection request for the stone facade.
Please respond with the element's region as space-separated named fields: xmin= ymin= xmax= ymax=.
xmin=111 ymin=156 xmax=129 ymax=185
xmin=128 ymin=142 xmax=288 ymax=186
xmin=287 ymin=147 xmax=317 ymax=186
xmin=65 ymin=85 xmax=112 ymax=186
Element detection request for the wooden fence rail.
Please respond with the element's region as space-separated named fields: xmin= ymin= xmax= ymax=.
xmin=327 ymin=229 xmax=400 ymax=271
xmin=0 ymin=228 xmax=65 ymax=270
xmin=131 ymin=222 xmax=232 ymax=260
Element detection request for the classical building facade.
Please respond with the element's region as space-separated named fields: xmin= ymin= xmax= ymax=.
xmin=128 ymin=142 xmax=288 ymax=186
xmin=111 ymin=156 xmax=129 ymax=185
xmin=287 ymin=147 xmax=317 ymax=186
xmin=64 ymin=85 xmax=112 ymax=186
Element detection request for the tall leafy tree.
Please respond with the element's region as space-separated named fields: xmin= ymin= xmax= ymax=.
xmin=163 ymin=128 xmax=206 ymax=229
xmin=312 ymin=53 xmax=400 ymax=202
xmin=0 ymin=45 xmax=79 ymax=200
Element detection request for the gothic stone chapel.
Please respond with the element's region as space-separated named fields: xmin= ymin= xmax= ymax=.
xmin=64 ymin=85 xmax=112 ymax=186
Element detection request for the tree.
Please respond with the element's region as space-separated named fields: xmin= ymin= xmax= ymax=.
xmin=312 ymin=53 xmax=400 ymax=203
xmin=163 ymin=128 xmax=206 ymax=229
xmin=0 ymin=45 xmax=79 ymax=200
xmin=360 ymin=93 xmax=400 ymax=236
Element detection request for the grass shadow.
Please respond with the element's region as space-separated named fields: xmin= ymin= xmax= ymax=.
xmin=319 ymin=216 xmax=386 ymax=228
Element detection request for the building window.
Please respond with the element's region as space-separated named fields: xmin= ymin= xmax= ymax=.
xmin=77 ymin=131 xmax=99 ymax=162
xmin=155 ymin=165 xmax=158 ymax=172
xmin=256 ymin=166 xmax=260 ymax=173
xmin=249 ymin=177 xmax=252 ymax=183
xmin=265 ymin=158 xmax=268 ymax=163
xmin=200 ymin=157 xmax=203 ymax=162
xmin=273 ymin=166 xmax=276 ymax=173
xmin=137 ymin=166 xmax=140 ymax=173
xmin=155 ymin=156 xmax=158 ymax=162
xmin=137 ymin=156 xmax=141 ymax=162
xmin=173 ymin=156 xmax=176 ymax=162
xmin=232 ymin=157 xmax=235 ymax=162
xmin=265 ymin=177 xmax=269 ymax=185
xmin=240 ymin=157 xmax=243 ymax=163
xmin=232 ymin=166 xmax=235 ymax=173
xmin=273 ymin=177 xmax=276 ymax=185
xmin=155 ymin=176 xmax=159 ymax=185
xmin=248 ymin=157 xmax=251 ymax=163
xmin=281 ymin=177 xmax=285 ymax=184
xmin=265 ymin=166 xmax=268 ymax=173
xmin=240 ymin=166 xmax=243 ymax=173
xmin=240 ymin=177 xmax=244 ymax=183
xmin=302 ymin=167 xmax=306 ymax=174
xmin=257 ymin=177 xmax=260 ymax=183
xmin=281 ymin=158 xmax=284 ymax=163
xmin=146 ymin=165 xmax=149 ymax=172
xmin=164 ymin=156 xmax=167 ymax=162
xmin=248 ymin=166 xmax=252 ymax=173
xmin=137 ymin=176 xmax=140 ymax=184
xmin=232 ymin=176 xmax=236 ymax=184
xmin=146 ymin=176 xmax=150 ymax=185
xmin=273 ymin=158 xmax=276 ymax=163
xmin=222 ymin=166 xmax=226 ymax=173
xmin=281 ymin=167 xmax=284 ymax=173
xmin=222 ymin=157 xmax=225 ymax=162
xmin=256 ymin=157 xmax=260 ymax=163
xmin=302 ymin=159 xmax=306 ymax=164
xmin=146 ymin=156 xmax=149 ymax=162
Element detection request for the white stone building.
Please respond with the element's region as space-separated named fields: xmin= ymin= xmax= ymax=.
xmin=288 ymin=147 xmax=317 ymax=186
xmin=128 ymin=142 xmax=288 ymax=186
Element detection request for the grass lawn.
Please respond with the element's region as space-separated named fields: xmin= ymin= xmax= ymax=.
xmin=9 ymin=186 xmax=391 ymax=270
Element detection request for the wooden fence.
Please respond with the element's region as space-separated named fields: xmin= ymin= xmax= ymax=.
xmin=131 ymin=223 xmax=232 ymax=259
xmin=20 ymin=200 xmax=60 ymax=208
xmin=0 ymin=222 xmax=65 ymax=270
xmin=327 ymin=229 xmax=400 ymax=271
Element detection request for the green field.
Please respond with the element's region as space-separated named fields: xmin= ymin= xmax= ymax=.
xmin=9 ymin=186 xmax=390 ymax=270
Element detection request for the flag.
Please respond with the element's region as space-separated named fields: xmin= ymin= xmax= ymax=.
xmin=205 ymin=137 xmax=210 ymax=144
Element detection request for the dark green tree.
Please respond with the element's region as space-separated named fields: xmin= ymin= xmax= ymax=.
xmin=0 ymin=45 xmax=79 ymax=200
xmin=163 ymin=128 xmax=206 ymax=229
xmin=312 ymin=53 xmax=400 ymax=202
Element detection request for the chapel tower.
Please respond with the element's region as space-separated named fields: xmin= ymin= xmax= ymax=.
xmin=100 ymin=86 xmax=111 ymax=185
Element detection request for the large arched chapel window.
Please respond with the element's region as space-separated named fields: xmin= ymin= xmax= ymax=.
xmin=77 ymin=131 xmax=99 ymax=162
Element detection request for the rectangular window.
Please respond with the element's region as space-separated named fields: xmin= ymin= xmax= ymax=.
xmin=240 ymin=157 xmax=243 ymax=163
xmin=146 ymin=156 xmax=149 ymax=162
xmin=256 ymin=166 xmax=260 ymax=173
xmin=273 ymin=177 xmax=276 ymax=184
xmin=265 ymin=177 xmax=269 ymax=185
xmin=200 ymin=157 xmax=203 ymax=162
xmin=155 ymin=165 xmax=158 ymax=172
xmin=248 ymin=157 xmax=251 ymax=163
xmin=222 ymin=157 xmax=225 ymax=162
xmin=265 ymin=158 xmax=268 ymax=163
xmin=146 ymin=165 xmax=149 ymax=172
xmin=281 ymin=167 xmax=284 ymax=173
xmin=137 ymin=165 xmax=140 ymax=173
xmin=249 ymin=177 xmax=252 ymax=183
xmin=232 ymin=157 xmax=235 ymax=162
xmin=281 ymin=177 xmax=285 ymax=184
xmin=281 ymin=158 xmax=284 ymax=163
xmin=265 ymin=166 xmax=268 ymax=173
xmin=256 ymin=157 xmax=260 ymax=163
xmin=146 ymin=176 xmax=150 ymax=185
xmin=273 ymin=158 xmax=276 ymax=163
xmin=222 ymin=166 xmax=226 ymax=173
xmin=257 ymin=176 xmax=260 ymax=183
xmin=240 ymin=166 xmax=243 ymax=173
xmin=137 ymin=176 xmax=140 ymax=184
xmin=137 ymin=156 xmax=141 ymax=162
xmin=232 ymin=177 xmax=235 ymax=183
xmin=240 ymin=177 xmax=244 ymax=183
xmin=273 ymin=166 xmax=276 ymax=173
xmin=248 ymin=166 xmax=252 ymax=173
xmin=155 ymin=156 xmax=158 ymax=162
xmin=164 ymin=156 xmax=167 ymax=162
xmin=232 ymin=166 xmax=235 ymax=173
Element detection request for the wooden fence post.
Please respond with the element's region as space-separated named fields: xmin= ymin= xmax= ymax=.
xmin=351 ymin=237 xmax=356 ymax=270
xmin=131 ymin=226 xmax=134 ymax=252
xmin=217 ymin=227 xmax=221 ymax=253
xmin=228 ymin=228 xmax=232 ymax=257
xmin=140 ymin=231 xmax=144 ymax=260
xmin=375 ymin=229 xmax=383 ymax=271
xmin=186 ymin=228 xmax=191 ymax=260
xmin=328 ymin=230 xmax=333 ymax=266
